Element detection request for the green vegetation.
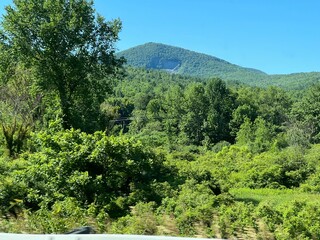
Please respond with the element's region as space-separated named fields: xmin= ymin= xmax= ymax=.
xmin=2 ymin=0 xmax=124 ymax=132
xmin=117 ymin=42 xmax=268 ymax=84
xmin=117 ymin=42 xmax=320 ymax=90
xmin=2 ymin=1 xmax=320 ymax=240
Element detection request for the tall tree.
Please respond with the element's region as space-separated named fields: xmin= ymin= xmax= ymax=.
xmin=291 ymin=83 xmax=320 ymax=143
xmin=204 ymin=78 xmax=235 ymax=144
xmin=163 ymin=85 xmax=185 ymax=144
xmin=181 ymin=83 xmax=208 ymax=145
xmin=257 ymin=86 xmax=292 ymax=127
xmin=0 ymin=0 xmax=124 ymax=131
xmin=236 ymin=116 xmax=275 ymax=153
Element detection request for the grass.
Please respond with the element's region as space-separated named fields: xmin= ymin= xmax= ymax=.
xmin=230 ymin=188 xmax=320 ymax=206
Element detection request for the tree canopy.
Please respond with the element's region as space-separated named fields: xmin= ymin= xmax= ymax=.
xmin=0 ymin=0 xmax=124 ymax=131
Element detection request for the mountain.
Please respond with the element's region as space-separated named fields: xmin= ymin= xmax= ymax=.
xmin=117 ymin=42 xmax=267 ymax=82
xmin=117 ymin=42 xmax=320 ymax=89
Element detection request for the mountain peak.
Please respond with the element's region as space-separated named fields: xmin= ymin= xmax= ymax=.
xmin=117 ymin=42 xmax=267 ymax=82
xmin=117 ymin=42 xmax=320 ymax=89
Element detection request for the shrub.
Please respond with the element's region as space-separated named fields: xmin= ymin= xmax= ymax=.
xmin=110 ymin=202 xmax=158 ymax=235
xmin=13 ymin=128 xmax=169 ymax=217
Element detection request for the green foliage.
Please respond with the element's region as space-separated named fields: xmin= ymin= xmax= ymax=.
xmin=0 ymin=197 xmax=109 ymax=234
xmin=117 ymin=42 xmax=268 ymax=83
xmin=244 ymin=147 xmax=312 ymax=189
xmin=257 ymin=200 xmax=320 ymax=240
xmin=0 ymin=158 xmax=26 ymax=217
xmin=232 ymin=86 xmax=292 ymax=131
xmin=160 ymin=179 xmax=218 ymax=236
xmin=236 ymin=117 xmax=276 ymax=153
xmin=291 ymin=83 xmax=320 ymax=143
xmin=180 ymin=83 xmax=207 ymax=145
xmin=110 ymin=202 xmax=158 ymax=235
xmin=2 ymin=3 xmax=320 ymax=237
xmin=117 ymin=42 xmax=320 ymax=90
xmin=285 ymin=120 xmax=312 ymax=148
xmin=203 ymin=78 xmax=235 ymax=144
xmin=230 ymin=104 xmax=257 ymax=137
xmin=11 ymin=126 xmax=169 ymax=217
xmin=299 ymin=145 xmax=320 ymax=192
xmin=211 ymin=141 xmax=231 ymax=153
xmin=101 ymin=96 xmax=134 ymax=134
xmin=26 ymin=198 xmax=93 ymax=233
xmin=0 ymin=65 xmax=42 ymax=156
xmin=1 ymin=0 xmax=124 ymax=131
xmin=218 ymin=202 xmax=257 ymax=239
xmin=266 ymin=72 xmax=320 ymax=90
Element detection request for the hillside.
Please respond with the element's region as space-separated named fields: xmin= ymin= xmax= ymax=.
xmin=117 ymin=42 xmax=267 ymax=84
xmin=117 ymin=42 xmax=320 ymax=89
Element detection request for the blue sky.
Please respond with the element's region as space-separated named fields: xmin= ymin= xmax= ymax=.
xmin=1 ymin=0 xmax=320 ymax=74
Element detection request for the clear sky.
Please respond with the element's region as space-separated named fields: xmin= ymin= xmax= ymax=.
xmin=1 ymin=0 xmax=320 ymax=74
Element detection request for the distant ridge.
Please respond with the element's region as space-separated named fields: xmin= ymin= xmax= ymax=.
xmin=117 ymin=42 xmax=320 ymax=89
xmin=117 ymin=42 xmax=267 ymax=83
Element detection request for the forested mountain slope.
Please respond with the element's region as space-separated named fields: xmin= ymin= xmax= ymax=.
xmin=117 ymin=42 xmax=320 ymax=89
xmin=117 ymin=42 xmax=267 ymax=83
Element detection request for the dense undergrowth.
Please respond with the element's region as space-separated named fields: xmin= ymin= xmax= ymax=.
xmin=1 ymin=125 xmax=320 ymax=239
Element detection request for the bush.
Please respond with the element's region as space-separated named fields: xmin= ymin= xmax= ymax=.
xmin=0 ymin=156 xmax=27 ymax=216
xmin=246 ymin=147 xmax=312 ymax=189
xmin=218 ymin=202 xmax=257 ymax=239
xmin=257 ymin=200 xmax=320 ymax=240
xmin=160 ymin=179 xmax=218 ymax=236
xmin=110 ymin=202 xmax=158 ymax=235
xmin=12 ymin=128 xmax=169 ymax=217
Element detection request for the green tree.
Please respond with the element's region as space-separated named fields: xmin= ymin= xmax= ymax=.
xmin=235 ymin=117 xmax=254 ymax=147
xmin=285 ymin=120 xmax=311 ymax=148
xmin=230 ymin=104 xmax=257 ymax=137
xmin=291 ymin=83 xmax=320 ymax=143
xmin=162 ymin=85 xmax=185 ymax=145
xmin=0 ymin=65 xmax=42 ymax=156
xmin=233 ymin=86 xmax=291 ymax=131
xmin=257 ymin=86 xmax=291 ymax=127
xmin=101 ymin=96 xmax=134 ymax=134
xmin=252 ymin=117 xmax=275 ymax=153
xmin=1 ymin=0 xmax=124 ymax=132
xmin=146 ymin=99 xmax=162 ymax=121
xmin=181 ymin=83 xmax=207 ymax=145
xmin=204 ymin=78 xmax=235 ymax=144
xmin=236 ymin=116 xmax=275 ymax=153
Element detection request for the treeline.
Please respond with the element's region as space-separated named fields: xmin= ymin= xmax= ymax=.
xmin=109 ymin=67 xmax=317 ymax=151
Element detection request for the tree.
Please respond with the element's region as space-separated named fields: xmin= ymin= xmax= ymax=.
xmin=0 ymin=65 xmax=42 ymax=156
xmin=252 ymin=117 xmax=275 ymax=153
xmin=291 ymin=83 xmax=320 ymax=143
xmin=236 ymin=117 xmax=254 ymax=147
xmin=204 ymin=78 xmax=235 ymax=144
xmin=236 ymin=116 xmax=275 ymax=153
xmin=229 ymin=104 xmax=257 ymax=137
xmin=1 ymin=0 xmax=124 ymax=132
xmin=233 ymin=86 xmax=292 ymax=131
xmin=162 ymin=85 xmax=185 ymax=145
xmin=181 ymin=83 xmax=208 ymax=145
xmin=257 ymin=86 xmax=292 ymax=127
